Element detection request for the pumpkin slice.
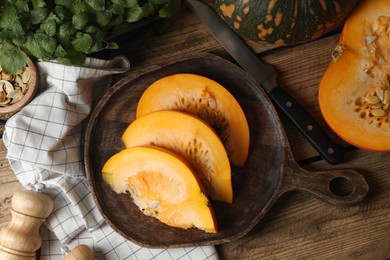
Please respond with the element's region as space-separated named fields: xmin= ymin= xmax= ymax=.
xmin=319 ymin=0 xmax=390 ymax=151
xmin=136 ymin=73 xmax=249 ymax=168
xmin=102 ymin=146 xmax=217 ymax=233
xmin=122 ymin=110 xmax=232 ymax=203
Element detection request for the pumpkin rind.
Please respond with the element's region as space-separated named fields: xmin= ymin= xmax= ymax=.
xmin=211 ymin=0 xmax=360 ymax=45
xmin=122 ymin=110 xmax=233 ymax=203
xmin=136 ymin=73 xmax=250 ymax=168
xmin=102 ymin=146 xmax=217 ymax=233
xmin=319 ymin=0 xmax=390 ymax=151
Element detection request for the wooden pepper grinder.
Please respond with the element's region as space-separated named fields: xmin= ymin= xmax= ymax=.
xmin=0 ymin=188 xmax=53 ymax=259
xmin=62 ymin=244 xmax=95 ymax=260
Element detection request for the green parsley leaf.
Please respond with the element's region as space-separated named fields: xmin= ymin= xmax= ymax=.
xmin=14 ymin=0 xmax=30 ymax=12
xmin=72 ymin=32 xmax=93 ymax=53
xmin=96 ymin=10 xmax=112 ymax=27
xmin=105 ymin=42 xmax=119 ymax=49
xmin=63 ymin=50 xmax=86 ymax=65
xmin=158 ymin=0 xmax=181 ymax=18
xmin=40 ymin=18 xmax=57 ymax=37
xmin=54 ymin=0 xmax=73 ymax=9
xmin=109 ymin=14 xmax=124 ymax=27
xmin=126 ymin=5 xmax=144 ymax=23
xmin=32 ymin=0 xmax=47 ymax=9
xmin=0 ymin=6 xmax=23 ymax=33
xmin=142 ymin=1 xmax=156 ymax=17
xmin=86 ymin=0 xmax=105 ymax=11
xmin=72 ymin=1 xmax=89 ymax=14
xmin=109 ymin=4 xmax=125 ymax=15
xmin=31 ymin=7 xmax=48 ymax=25
xmin=85 ymin=26 xmax=99 ymax=34
xmin=0 ymin=42 xmax=27 ymax=75
xmin=111 ymin=0 xmax=138 ymax=8
xmin=24 ymin=33 xmax=57 ymax=60
xmin=54 ymin=44 xmax=67 ymax=57
xmin=54 ymin=6 xmax=70 ymax=21
xmin=59 ymin=23 xmax=76 ymax=44
xmin=72 ymin=13 xmax=89 ymax=30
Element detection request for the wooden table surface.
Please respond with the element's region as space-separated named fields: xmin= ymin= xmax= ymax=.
xmin=2 ymin=4 xmax=390 ymax=260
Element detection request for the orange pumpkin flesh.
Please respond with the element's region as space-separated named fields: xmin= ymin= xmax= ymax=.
xmin=136 ymin=73 xmax=250 ymax=167
xmin=122 ymin=110 xmax=232 ymax=204
xmin=102 ymin=146 xmax=217 ymax=233
xmin=319 ymin=0 xmax=390 ymax=151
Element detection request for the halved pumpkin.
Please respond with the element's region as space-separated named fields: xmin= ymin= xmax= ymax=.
xmin=122 ymin=110 xmax=232 ymax=203
xmin=136 ymin=73 xmax=250 ymax=167
xmin=318 ymin=0 xmax=390 ymax=151
xmin=102 ymin=146 xmax=217 ymax=233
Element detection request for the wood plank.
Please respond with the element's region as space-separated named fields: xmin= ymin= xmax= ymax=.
xmin=217 ymin=149 xmax=390 ymax=259
xmin=0 ymin=141 xmax=23 ymax=229
xmin=112 ymin=5 xmax=278 ymax=78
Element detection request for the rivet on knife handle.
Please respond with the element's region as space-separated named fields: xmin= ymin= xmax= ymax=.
xmin=184 ymin=0 xmax=345 ymax=164
xmin=269 ymin=87 xmax=344 ymax=164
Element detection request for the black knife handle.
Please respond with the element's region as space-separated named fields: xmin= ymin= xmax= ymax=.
xmin=269 ymin=86 xmax=344 ymax=164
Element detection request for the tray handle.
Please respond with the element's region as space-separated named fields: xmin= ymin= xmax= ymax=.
xmin=283 ymin=163 xmax=369 ymax=206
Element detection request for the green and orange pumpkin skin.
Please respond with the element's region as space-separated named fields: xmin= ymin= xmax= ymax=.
xmin=211 ymin=0 xmax=361 ymax=45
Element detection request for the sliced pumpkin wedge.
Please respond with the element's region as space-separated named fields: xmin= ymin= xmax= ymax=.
xmin=122 ymin=110 xmax=232 ymax=203
xmin=102 ymin=146 xmax=217 ymax=233
xmin=136 ymin=73 xmax=250 ymax=167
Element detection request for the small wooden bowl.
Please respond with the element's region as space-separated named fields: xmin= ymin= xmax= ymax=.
xmin=0 ymin=57 xmax=38 ymax=120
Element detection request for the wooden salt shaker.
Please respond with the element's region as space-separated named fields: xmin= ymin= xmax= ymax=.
xmin=0 ymin=189 xmax=53 ymax=259
xmin=63 ymin=244 xmax=95 ymax=260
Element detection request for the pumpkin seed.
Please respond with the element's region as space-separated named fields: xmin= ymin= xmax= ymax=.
xmin=10 ymin=92 xmax=23 ymax=104
xmin=14 ymin=75 xmax=23 ymax=87
xmin=365 ymin=95 xmax=381 ymax=104
xmin=2 ymin=80 xmax=14 ymax=94
xmin=384 ymin=89 xmax=390 ymax=104
xmin=21 ymin=84 xmax=28 ymax=94
xmin=376 ymin=87 xmax=384 ymax=101
xmin=21 ymin=67 xmax=31 ymax=83
xmin=365 ymin=35 xmax=377 ymax=45
xmin=208 ymin=97 xmax=217 ymax=110
xmin=0 ymin=90 xmax=5 ymax=102
xmin=371 ymin=103 xmax=384 ymax=109
xmin=371 ymin=108 xmax=386 ymax=117
xmin=0 ymin=98 xmax=11 ymax=106
xmin=372 ymin=20 xmax=379 ymax=34
xmin=6 ymin=89 xmax=22 ymax=99
xmin=332 ymin=43 xmax=345 ymax=61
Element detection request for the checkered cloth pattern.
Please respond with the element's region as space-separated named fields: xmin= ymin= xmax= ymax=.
xmin=2 ymin=56 xmax=218 ymax=260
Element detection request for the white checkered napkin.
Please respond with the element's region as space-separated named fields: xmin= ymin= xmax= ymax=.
xmin=2 ymin=57 xmax=219 ymax=260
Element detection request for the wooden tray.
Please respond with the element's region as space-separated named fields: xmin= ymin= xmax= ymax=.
xmin=84 ymin=53 xmax=368 ymax=248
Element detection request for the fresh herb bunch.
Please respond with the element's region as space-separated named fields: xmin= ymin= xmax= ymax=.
xmin=0 ymin=0 xmax=181 ymax=74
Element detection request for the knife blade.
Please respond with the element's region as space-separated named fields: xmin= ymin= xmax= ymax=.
xmin=184 ymin=0 xmax=344 ymax=164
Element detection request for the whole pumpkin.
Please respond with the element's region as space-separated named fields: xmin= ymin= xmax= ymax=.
xmin=318 ymin=0 xmax=390 ymax=151
xmin=211 ymin=0 xmax=361 ymax=45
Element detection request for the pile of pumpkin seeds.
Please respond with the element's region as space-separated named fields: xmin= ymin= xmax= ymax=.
xmin=0 ymin=66 xmax=31 ymax=107
xmin=364 ymin=88 xmax=390 ymax=117
xmin=362 ymin=16 xmax=390 ymax=118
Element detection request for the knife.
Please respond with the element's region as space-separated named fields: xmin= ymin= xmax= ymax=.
xmin=184 ymin=0 xmax=344 ymax=164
